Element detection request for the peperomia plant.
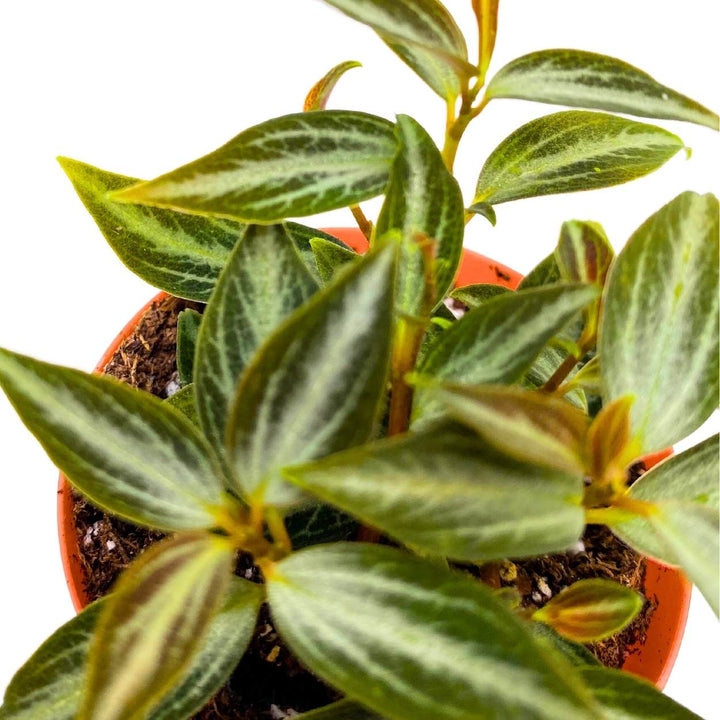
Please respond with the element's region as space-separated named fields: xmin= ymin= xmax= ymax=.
xmin=0 ymin=1 xmax=718 ymax=719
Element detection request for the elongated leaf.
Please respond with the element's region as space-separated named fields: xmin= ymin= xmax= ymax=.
xmin=376 ymin=114 xmax=465 ymax=313
xmin=412 ymin=284 xmax=598 ymax=422
xmin=195 ymin=224 xmax=318 ymax=457
xmin=486 ymin=49 xmax=719 ymax=130
xmin=533 ymin=579 xmax=643 ymax=643
xmin=613 ymin=436 xmax=719 ymax=614
xmin=285 ymin=422 xmax=584 ymax=561
xmin=467 ymin=200 xmax=497 ymax=226
xmin=164 ymin=385 xmax=200 ymax=428
xmin=295 ymin=701 xmax=383 ymax=719
xmin=449 ymin=283 xmax=510 ymax=308
xmin=580 ymin=666 xmax=703 ymax=719
xmin=267 ymin=544 xmax=600 ymax=720
xmin=286 ymin=223 xmax=352 ymax=284
xmin=228 ymin=244 xmax=397 ymax=506
xmin=473 ymin=0 xmax=499 ymax=76
xmin=112 ymin=111 xmax=397 ymax=223
xmin=585 ymin=397 xmax=639 ymax=483
xmin=80 ymin=533 xmax=234 ymax=720
xmin=600 ymin=192 xmax=719 ymax=452
xmin=58 ymin=158 xmax=247 ymax=301
xmin=518 ymin=252 xmax=561 ymax=290
xmin=0 ymin=348 xmax=225 ymax=531
xmin=557 ymin=221 xmax=614 ymax=288
xmin=474 ymin=111 xmax=684 ymax=206
xmin=285 ymin=503 xmax=358 ymax=550
xmin=320 ymin=0 xmax=470 ymax=101
xmin=310 ymin=237 xmax=358 ymax=284
xmin=0 ymin=579 xmax=263 ymax=720
xmin=176 ymin=309 xmax=202 ymax=387
xmin=432 ymin=383 xmax=589 ymax=474
xmin=304 ymin=60 xmax=362 ymax=111
xmin=528 ymin=623 xmax=601 ymax=669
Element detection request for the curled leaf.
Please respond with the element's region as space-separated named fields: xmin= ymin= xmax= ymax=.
xmin=304 ymin=60 xmax=362 ymax=111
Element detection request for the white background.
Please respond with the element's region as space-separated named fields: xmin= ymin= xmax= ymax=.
xmin=0 ymin=0 xmax=718 ymax=716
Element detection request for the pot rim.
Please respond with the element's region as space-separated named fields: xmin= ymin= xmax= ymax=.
xmin=56 ymin=228 xmax=690 ymax=689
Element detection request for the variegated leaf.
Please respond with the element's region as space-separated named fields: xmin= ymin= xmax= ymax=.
xmin=80 ymin=534 xmax=234 ymax=720
xmin=113 ymin=111 xmax=397 ymax=223
xmin=164 ymin=385 xmax=200 ymax=428
xmin=486 ymin=50 xmax=719 ymax=130
xmin=310 ymin=237 xmax=358 ymax=284
xmin=449 ymin=283 xmax=510 ymax=309
xmin=376 ymin=114 xmax=465 ymax=314
xmin=580 ymin=666 xmax=703 ymax=719
xmin=267 ymin=544 xmax=600 ymax=720
xmin=195 ymin=224 xmax=318 ymax=458
xmin=557 ymin=221 xmax=613 ymax=288
xmin=600 ymin=192 xmax=719 ymax=452
xmin=0 ymin=349 xmax=225 ymax=531
xmin=412 ymin=284 xmax=598 ymax=423
xmin=517 ymin=253 xmax=561 ymax=290
xmin=474 ymin=111 xmax=684 ymax=207
xmin=0 ymin=579 xmax=263 ymax=720
xmin=176 ymin=309 xmax=202 ymax=387
xmin=284 ymin=422 xmax=585 ymax=561
xmin=613 ymin=435 xmax=719 ymax=615
xmin=320 ymin=0 xmax=471 ymax=101
xmin=533 ymin=579 xmax=643 ymax=643
xmin=228 ymin=244 xmax=397 ymax=506
xmin=433 ymin=383 xmax=589 ymax=474
xmin=304 ymin=60 xmax=362 ymax=111
xmin=58 ymin=158 xmax=247 ymax=301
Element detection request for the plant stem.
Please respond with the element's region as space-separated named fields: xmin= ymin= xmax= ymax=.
xmin=350 ymin=204 xmax=373 ymax=242
xmin=542 ymin=352 xmax=581 ymax=394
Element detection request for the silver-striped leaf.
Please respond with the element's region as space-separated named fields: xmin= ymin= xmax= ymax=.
xmin=267 ymin=543 xmax=600 ymax=720
xmin=580 ymin=666 xmax=703 ymax=720
xmin=80 ymin=533 xmax=234 ymax=720
xmin=320 ymin=0 xmax=470 ymax=101
xmin=112 ymin=111 xmax=397 ymax=223
xmin=376 ymin=114 xmax=465 ymax=314
xmin=486 ymin=49 xmax=719 ymax=130
xmin=613 ymin=435 xmax=719 ymax=615
xmin=310 ymin=237 xmax=358 ymax=284
xmin=58 ymin=157 xmax=247 ymax=302
xmin=412 ymin=284 xmax=598 ymax=423
xmin=600 ymin=192 xmax=719 ymax=452
xmin=0 ymin=348 xmax=225 ymax=531
xmin=284 ymin=422 xmax=585 ymax=562
xmin=227 ymin=244 xmax=397 ymax=506
xmin=0 ymin=579 xmax=263 ymax=720
xmin=194 ymin=224 xmax=319 ymax=459
xmin=473 ymin=111 xmax=684 ymax=207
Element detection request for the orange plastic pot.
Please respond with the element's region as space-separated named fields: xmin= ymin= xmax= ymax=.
xmin=57 ymin=227 xmax=690 ymax=689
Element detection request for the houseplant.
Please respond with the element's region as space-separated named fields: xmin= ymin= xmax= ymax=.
xmin=0 ymin=1 xmax=718 ymax=719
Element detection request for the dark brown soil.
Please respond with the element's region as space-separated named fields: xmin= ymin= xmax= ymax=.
xmin=71 ymin=294 xmax=653 ymax=719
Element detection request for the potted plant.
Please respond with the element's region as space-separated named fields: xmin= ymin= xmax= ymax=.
xmin=0 ymin=1 xmax=717 ymax=719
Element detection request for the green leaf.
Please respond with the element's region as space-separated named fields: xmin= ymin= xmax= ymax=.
xmin=474 ymin=111 xmax=684 ymax=207
xmin=80 ymin=533 xmax=234 ymax=720
xmin=164 ymin=385 xmax=200 ymax=428
xmin=320 ymin=0 xmax=471 ymax=101
xmin=286 ymin=223 xmax=353 ymax=284
xmin=613 ymin=436 xmax=719 ymax=615
xmin=0 ymin=348 xmax=225 ymax=531
xmin=228 ymin=244 xmax=397 ymax=506
xmin=195 ymin=224 xmax=318 ymax=458
xmin=304 ymin=60 xmax=363 ymax=111
xmin=561 ymin=356 xmax=602 ymax=397
xmin=310 ymin=237 xmax=358 ymax=284
xmin=285 ymin=503 xmax=359 ymax=550
xmin=600 ymin=192 xmax=719 ymax=452
xmin=267 ymin=543 xmax=600 ymax=720
xmin=580 ymin=666 xmax=703 ymax=719
xmin=176 ymin=309 xmax=202 ymax=387
xmin=533 ymin=579 xmax=643 ymax=643
xmin=467 ymin=201 xmax=497 ymax=226
xmin=294 ymin=701 xmax=384 ymax=719
xmin=412 ymin=283 xmax=598 ymax=423
xmin=432 ymin=383 xmax=589 ymax=474
xmin=376 ymin=115 xmax=465 ymax=313
xmin=486 ymin=49 xmax=719 ymax=130
xmin=557 ymin=221 xmax=614 ymax=288
xmin=518 ymin=252 xmax=561 ymax=290
xmin=528 ymin=623 xmax=601 ymax=669
xmin=112 ymin=111 xmax=397 ymax=223
xmin=0 ymin=580 xmax=263 ymax=720
xmin=285 ymin=422 xmax=584 ymax=561
xmin=449 ymin=283 xmax=510 ymax=309
xmin=58 ymin=157 xmax=247 ymax=302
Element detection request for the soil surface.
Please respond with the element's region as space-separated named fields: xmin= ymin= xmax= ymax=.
xmin=72 ymin=295 xmax=653 ymax=719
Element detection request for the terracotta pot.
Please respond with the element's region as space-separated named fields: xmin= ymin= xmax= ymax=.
xmin=57 ymin=227 xmax=690 ymax=690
